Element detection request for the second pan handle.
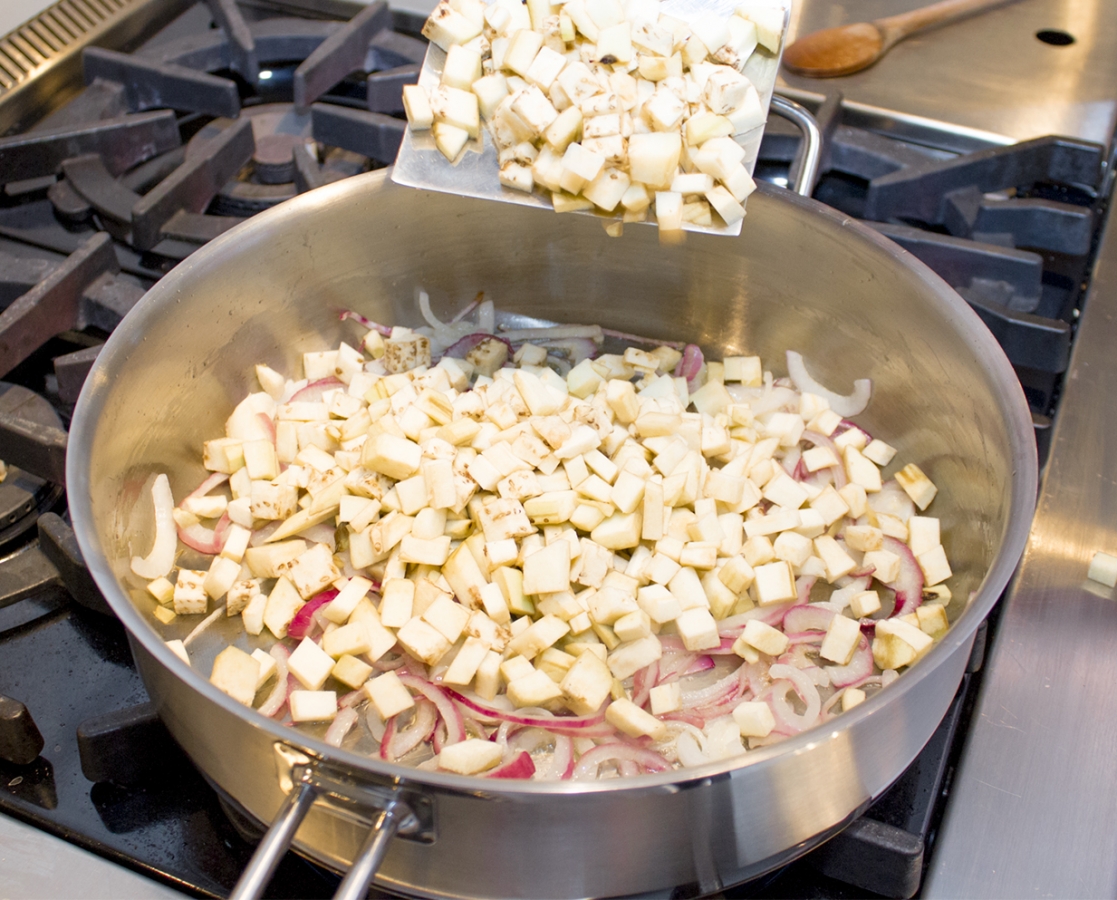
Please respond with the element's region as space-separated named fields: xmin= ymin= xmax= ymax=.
xmin=769 ymin=95 xmax=822 ymax=197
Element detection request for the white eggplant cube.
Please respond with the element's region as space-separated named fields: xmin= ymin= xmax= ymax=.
xmin=364 ymin=671 xmax=415 ymax=719
xmin=289 ymin=691 xmax=338 ymax=723
xmin=439 ymin=738 xmax=503 ymax=774
xmin=741 ymin=618 xmax=789 ymax=657
xmin=733 ymin=700 xmax=775 ymax=737
xmin=288 ymin=637 xmax=336 ymax=691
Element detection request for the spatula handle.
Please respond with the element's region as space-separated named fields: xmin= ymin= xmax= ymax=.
xmin=877 ymin=0 xmax=1018 ymax=47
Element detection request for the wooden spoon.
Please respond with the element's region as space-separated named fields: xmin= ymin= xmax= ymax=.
xmin=783 ymin=0 xmax=1021 ymax=78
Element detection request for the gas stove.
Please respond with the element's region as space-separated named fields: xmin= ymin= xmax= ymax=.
xmin=0 ymin=1 xmax=1115 ymax=898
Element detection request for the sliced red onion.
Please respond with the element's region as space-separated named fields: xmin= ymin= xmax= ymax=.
xmin=338 ymin=310 xmax=390 ymax=335
xmin=826 ymin=636 xmax=874 ymax=688
xmin=185 ymin=472 xmax=229 ymax=502
xmin=767 ymin=664 xmax=822 ymax=734
xmin=398 ymin=674 xmax=466 ymax=745
xmin=291 ymin=377 xmax=343 ymax=403
xmin=881 ymin=536 xmax=924 ymax=618
xmin=796 ymin=576 xmax=817 ymax=606
xmin=441 ymin=688 xmax=611 ymax=735
xmin=324 ymin=706 xmax=359 ymax=747
xmin=365 ymin=707 xmax=387 ymax=743
xmin=373 ymin=654 xmax=407 ymax=672
xmin=257 ymin=645 xmax=291 ymax=718
xmin=177 ymin=512 xmax=231 ymax=555
xmin=484 ymin=750 xmax=536 ymax=779
xmin=130 ymin=473 xmax=177 ymax=579
xmin=663 ymin=711 xmax=706 ymax=729
xmin=530 ymin=733 xmax=574 ymax=781
xmin=786 ymin=351 xmax=872 ymax=417
xmin=253 ymin=411 xmax=276 ymax=444
xmin=572 ymin=743 xmax=673 ymax=780
xmin=286 ymin=589 xmax=337 ymax=640
xmin=381 ymin=699 xmax=437 ymax=762
xmin=683 ymin=656 xmax=715 ymax=676
xmin=631 ymin=661 xmax=658 ymax=709
xmin=674 ymin=344 xmax=704 ymax=391
xmin=783 ymin=603 xmax=835 ymax=634
xmin=681 ymin=668 xmax=744 ymax=710
xmin=655 ymin=652 xmax=696 ymax=683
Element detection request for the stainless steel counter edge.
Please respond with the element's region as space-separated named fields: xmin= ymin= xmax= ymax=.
xmin=924 ymin=198 xmax=1117 ymax=894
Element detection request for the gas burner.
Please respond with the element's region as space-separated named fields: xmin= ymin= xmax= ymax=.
xmin=0 ymin=385 xmax=64 ymax=550
xmin=186 ymin=104 xmax=368 ymax=216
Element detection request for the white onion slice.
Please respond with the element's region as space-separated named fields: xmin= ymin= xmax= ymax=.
xmin=130 ymin=473 xmax=176 ymax=579
xmin=786 ymin=350 xmax=872 ymax=417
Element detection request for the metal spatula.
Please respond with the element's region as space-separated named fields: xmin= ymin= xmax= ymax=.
xmin=391 ymin=0 xmax=792 ymax=236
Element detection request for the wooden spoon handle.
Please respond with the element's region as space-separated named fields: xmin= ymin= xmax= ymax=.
xmin=876 ymin=0 xmax=1019 ymax=49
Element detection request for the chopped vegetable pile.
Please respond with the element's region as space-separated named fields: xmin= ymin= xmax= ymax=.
xmin=407 ymin=0 xmax=786 ymax=234
xmin=136 ymin=297 xmax=954 ymax=779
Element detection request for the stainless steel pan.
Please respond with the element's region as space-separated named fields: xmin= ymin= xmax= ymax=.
xmin=67 ymin=169 xmax=1036 ymax=899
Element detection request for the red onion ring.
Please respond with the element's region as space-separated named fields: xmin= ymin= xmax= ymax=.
xmin=324 ymin=706 xmax=358 ymax=747
xmin=681 ymin=668 xmax=744 ymax=710
xmin=185 ymin=472 xmax=229 ymax=502
xmin=291 ymin=377 xmax=343 ymax=403
xmin=631 ymin=661 xmax=658 ymax=709
xmin=572 ymin=743 xmax=673 ymax=780
xmin=683 ymin=655 xmax=715 ymax=676
xmin=398 ymin=674 xmax=466 ymax=745
xmin=287 ymin=589 xmax=338 ymax=641
xmin=441 ymin=688 xmax=612 ymax=735
xmin=177 ymin=512 xmax=231 ymax=555
xmin=826 ymin=636 xmax=874 ymax=687
xmin=783 ymin=604 xmax=834 ymax=634
xmin=767 ymin=664 xmax=822 ymax=734
xmin=338 ymin=310 xmax=391 ymax=335
xmin=381 ymin=699 xmax=437 ymax=761
xmin=255 ymin=412 xmax=276 ymax=444
xmin=673 ymin=344 xmax=704 ymax=391
xmin=881 ymin=536 xmax=925 ymax=618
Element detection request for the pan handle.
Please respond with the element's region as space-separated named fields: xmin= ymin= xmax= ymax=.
xmin=769 ymin=95 xmax=822 ymax=198
xmin=229 ymin=745 xmax=429 ymax=900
